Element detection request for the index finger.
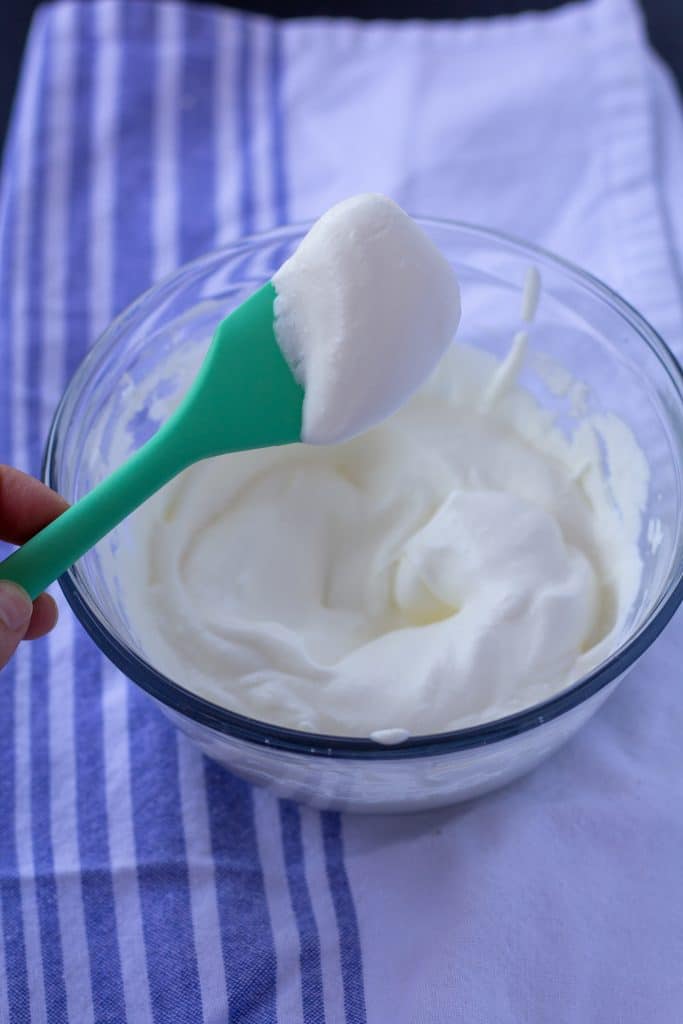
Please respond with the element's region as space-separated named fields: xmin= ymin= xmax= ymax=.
xmin=0 ymin=466 xmax=68 ymax=545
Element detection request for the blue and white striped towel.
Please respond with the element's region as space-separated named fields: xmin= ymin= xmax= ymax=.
xmin=1 ymin=1 xmax=682 ymax=1021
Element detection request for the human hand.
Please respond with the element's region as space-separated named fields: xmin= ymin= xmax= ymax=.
xmin=0 ymin=466 xmax=68 ymax=669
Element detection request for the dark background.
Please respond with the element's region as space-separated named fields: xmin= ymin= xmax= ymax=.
xmin=1 ymin=0 xmax=681 ymax=147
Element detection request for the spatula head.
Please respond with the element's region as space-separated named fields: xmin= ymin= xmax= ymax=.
xmin=173 ymin=282 xmax=304 ymax=459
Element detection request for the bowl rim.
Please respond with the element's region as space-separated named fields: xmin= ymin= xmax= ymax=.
xmin=45 ymin=217 xmax=683 ymax=760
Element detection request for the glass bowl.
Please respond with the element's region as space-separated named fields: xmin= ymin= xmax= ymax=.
xmin=44 ymin=221 xmax=683 ymax=813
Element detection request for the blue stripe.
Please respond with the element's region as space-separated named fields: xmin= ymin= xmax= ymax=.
xmin=0 ymin=643 xmax=28 ymax=1015
xmin=24 ymin=22 xmax=49 ymax=478
xmin=179 ymin=6 xmax=217 ymax=264
xmin=128 ymin=701 xmax=203 ymax=1022
xmin=205 ymin=764 xmax=278 ymax=1024
xmin=29 ymin=645 xmax=68 ymax=1020
xmin=112 ymin=4 xmax=155 ymax=318
xmin=123 ymin=7 xmax=203 ymax=1021
xmin=24 ymin=22 xmax=70 ymax=1018
xmin=63 ymin=0 xmax=97 ymax=385
xmin=238 ymin=16 xmax=254 ymax=236
xmin=0 ymin=661 xmax=30 ymax=1021
xmin=68 ymin=7 xmax=128 ymax=1020
xmin=0 ymin=661 xmax=31 ymax=1023
xmin=73 ymin=638 xmax=128 ymax=1024
xmin=269 ymin=22 xmax=288 ymax=228
xmin=0 ymin=0 xmax=33 ymax=461
xmin=280 ymin=802 xmax=326 ymax=1024
xmin=321 ymin=813 xmax=367 ymax=1024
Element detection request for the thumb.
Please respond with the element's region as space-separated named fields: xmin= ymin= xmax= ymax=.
xmin=0 ymin=581 xmax=33 ymax=669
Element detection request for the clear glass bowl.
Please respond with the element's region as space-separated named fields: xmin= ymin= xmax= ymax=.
xmin=44 ymin=221 xmax=683 ymax=813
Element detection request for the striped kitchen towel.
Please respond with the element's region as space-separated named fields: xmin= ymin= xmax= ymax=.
xmin=1 ymin=0 xmax=682 ymax=1021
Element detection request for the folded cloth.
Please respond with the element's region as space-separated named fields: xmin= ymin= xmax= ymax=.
xmin=0 ymin=0 xmax=682 ymax=1021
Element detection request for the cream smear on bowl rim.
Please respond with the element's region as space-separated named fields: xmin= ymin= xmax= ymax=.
xmin=108 ymin=202 xmax=647 ymax=743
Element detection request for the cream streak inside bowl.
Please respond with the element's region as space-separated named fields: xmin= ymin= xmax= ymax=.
xmin=112 ymin=323 xmax=647 ymax=741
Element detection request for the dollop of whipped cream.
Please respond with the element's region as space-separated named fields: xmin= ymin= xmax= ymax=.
xmin=273 ymin=193 xmax=461 ymax=444
xmin=118 ymin=340 xmax=646 ymax=739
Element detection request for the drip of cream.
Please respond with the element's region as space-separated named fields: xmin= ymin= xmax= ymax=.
xmin=273 ymin=193 xmax=461 ymax=444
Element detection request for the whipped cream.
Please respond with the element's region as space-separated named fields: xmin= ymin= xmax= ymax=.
xmin=118 ymin=337 xmax=646 ymax=739
xmin=273 ymin=193 xmax=461 ymax=444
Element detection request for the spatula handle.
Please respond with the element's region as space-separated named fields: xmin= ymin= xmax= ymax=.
xmin=0 ymin=424 xmax=185 ymax=600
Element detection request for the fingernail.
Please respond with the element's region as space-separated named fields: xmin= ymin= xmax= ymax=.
xmin=0 ymin=581 xmax=33 ymax=632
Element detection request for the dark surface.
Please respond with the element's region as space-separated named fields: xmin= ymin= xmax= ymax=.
xmin=1 ymin=0 xmax=681 ymax=151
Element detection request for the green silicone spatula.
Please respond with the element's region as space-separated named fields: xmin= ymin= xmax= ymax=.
xmin=0 ymin=283 xmax=303 ymax=600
